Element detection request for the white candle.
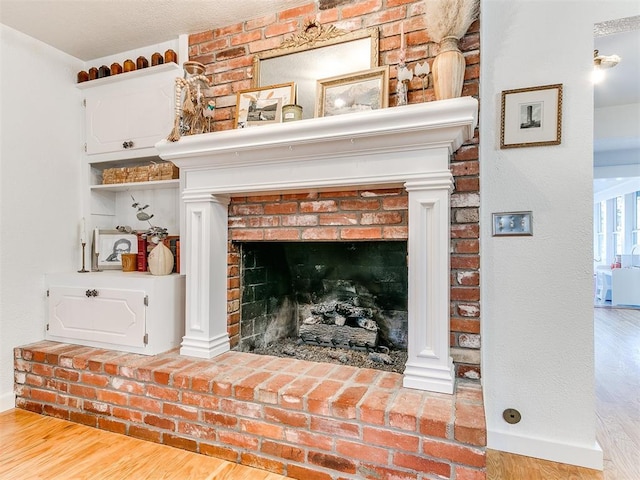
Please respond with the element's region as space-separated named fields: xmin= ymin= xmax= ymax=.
xmin=94 ymin=227 xmax=100 ymax=255
xmin=80 ymin=218 xmax=86 ymax=244
xmin=399 ymin=22 xmax=406 ymax=64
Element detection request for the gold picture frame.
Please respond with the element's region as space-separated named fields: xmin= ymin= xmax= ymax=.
xmin=234 ymin=82 xmax=295 ymax=129
xmin=500 ymin=84 xmax=563 ymax=148
xmin=253 ymin=23 xmax=379 ymax=120
xmin=315 ymin=66 xmax=389 ymax=118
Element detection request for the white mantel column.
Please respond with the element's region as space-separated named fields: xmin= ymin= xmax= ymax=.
xmin=403 ymin=174 xmax=455 ymax=394
xmin=180 ymin=192 xmax=231 ymax=358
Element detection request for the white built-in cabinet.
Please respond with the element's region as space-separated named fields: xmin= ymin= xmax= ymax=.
xmin=78 ymin=62 xmax=181 ymax=236
xmin=46 ymin=272 xmax=185 ymax=355
xmin=46 ymin=62 xmax=185 ymax=354
xmin=80 ymin=62 xmax=180 ymax=158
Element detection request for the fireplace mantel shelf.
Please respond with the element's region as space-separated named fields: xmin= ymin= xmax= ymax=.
xmin=156 ymin=97 xmax=478 ymax=171
xmin=157 ymin=97 xmax=478 ymax=394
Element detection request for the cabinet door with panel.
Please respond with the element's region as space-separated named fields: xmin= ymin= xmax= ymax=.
xmin=48 ymin=285 xmax=146 ymax=348
xmin=46 ymin=272 xmax=185 ymax=355
xmin=81 ymin=64 xmax=180 ymax=157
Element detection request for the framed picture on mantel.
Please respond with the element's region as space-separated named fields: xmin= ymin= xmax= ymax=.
xmin=316 ymin=66 xmax=389 ymax=118
xmin=235 ymin=82 xmax=295 ymax=129
xmin=500 ymin=84 xmax=563 ymax=148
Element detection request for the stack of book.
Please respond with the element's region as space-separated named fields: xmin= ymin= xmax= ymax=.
xmin=136 ymin=234 xmax=180 ymax=273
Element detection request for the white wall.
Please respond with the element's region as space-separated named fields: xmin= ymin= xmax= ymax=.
xmin=0 ymin=26 xmax=84 ymax=410
xmin=595 ymin=103 xmax=640 ymax=141
xmin=594 ymin=103 xmax=640 ymax=159
xmin=480 ymin=0 xmax=640 ymax=469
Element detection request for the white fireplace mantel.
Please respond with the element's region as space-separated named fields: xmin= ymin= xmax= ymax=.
xmin=157 ymin=97 xmax=478 ymax=394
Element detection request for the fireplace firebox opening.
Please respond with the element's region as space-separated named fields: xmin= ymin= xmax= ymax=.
xmin=237 ymin=241 xmax=408 ymax=373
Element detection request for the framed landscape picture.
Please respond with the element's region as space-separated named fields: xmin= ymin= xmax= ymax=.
xmin=316 ymin=66 xmax=389 ymax=118
xmin=500 ymin=84 xmax=563 ymax=148
xmin=235 ymin=82 xmax=295 ymax=129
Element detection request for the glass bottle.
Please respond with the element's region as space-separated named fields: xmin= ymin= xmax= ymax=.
xmin=88 ymin=67 xmax=99 ymax=80
xmin=151 ymin=52 xmax=164 ymax=66
xmin=164 ymin=49 xmax=177 ymax=64
xmin=98 ymin=65 xmax=111 ymax=78
xmin=77 ymin=70 xmax=89 ymax=83
xmin=123 ymin=59 xmax=136 ymax=72
xmin=110 ymin=62 xmax=123 ymax=75
xmin=136 ymin=56 xmax=149 ymax=69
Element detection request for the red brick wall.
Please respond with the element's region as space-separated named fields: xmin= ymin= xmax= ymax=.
xmin=188 ymin=0 xmax=481 ymax=379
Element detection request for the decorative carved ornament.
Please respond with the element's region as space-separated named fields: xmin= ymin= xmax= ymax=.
xmin=278 ymin=19 xmax=348 ymax=50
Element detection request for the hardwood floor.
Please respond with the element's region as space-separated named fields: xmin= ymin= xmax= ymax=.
xmin=2 ymin=307 xmax=637 ymax=479
xmin=594 ymin=306 xmax=640 ymax=480
xmin=0 ymin=409 xmax=290 ymax=480
xmin=486 ymin=449 xmax=603 ymax=480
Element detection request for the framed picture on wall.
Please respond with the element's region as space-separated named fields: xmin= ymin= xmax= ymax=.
xmin=94 ymin=230 xmax=138 ymax=269
xmin=234 ymin=82 xmax=295 ymax=129
xmin=315 ymin=66 xmax=389 ymax=118
xmin=500 ymin=84 xmax=563 ymax=148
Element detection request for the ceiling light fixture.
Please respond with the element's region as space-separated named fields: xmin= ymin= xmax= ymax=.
xmin=593 ymin=49 xmax=621 ymax=84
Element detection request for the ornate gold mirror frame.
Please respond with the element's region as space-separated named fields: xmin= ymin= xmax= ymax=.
xmin=253 ymin=21 xmax=379 ymax=120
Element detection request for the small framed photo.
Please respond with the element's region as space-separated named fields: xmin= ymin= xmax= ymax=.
xmin=235 ymin=82 xmax=295 ymax=129
xmin=500 ymin=84 xmax=562 ymax=148
xmin=94 ymin=230 xmax=138 ymax=270
xmin=316 ymin=66 xmax=389 ymax=118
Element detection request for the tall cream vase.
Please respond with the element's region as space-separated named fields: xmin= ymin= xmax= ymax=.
xmin=148 ymin=241 xmax=174 ymax=275
xmin=432 ymin=36 xmax=466 ymax=100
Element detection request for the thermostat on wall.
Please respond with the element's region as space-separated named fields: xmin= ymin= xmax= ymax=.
xmin=492 ymin=211 xmax=533 ymax=236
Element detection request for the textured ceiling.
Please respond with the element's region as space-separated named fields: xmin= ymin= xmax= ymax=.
xmin=0 ymin=0 xmax=312 ymax=60
xmin=594 ymin=16 xmax=640 ymax=109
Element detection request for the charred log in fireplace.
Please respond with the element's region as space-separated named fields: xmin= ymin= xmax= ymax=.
xmin=298 ymin=277 xmax=382 ymax=351
xmin=301 ymin=299 xmax=378 ymax=349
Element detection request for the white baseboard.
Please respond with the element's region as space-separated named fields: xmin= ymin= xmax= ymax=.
xmin=0 ymin=391 xmax=15 ymax=412
xmin=488 ymin=430 xmax=603 ymax=471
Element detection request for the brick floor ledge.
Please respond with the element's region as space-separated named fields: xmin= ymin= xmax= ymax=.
xmin=14 ymin=341 xmax=486 ymax=480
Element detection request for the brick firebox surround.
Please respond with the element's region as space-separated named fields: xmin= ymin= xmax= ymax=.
xmin=189 ymin=0 xmax=481 ymax=381
xmin=15 ymin=341 xmax=486 ymax=479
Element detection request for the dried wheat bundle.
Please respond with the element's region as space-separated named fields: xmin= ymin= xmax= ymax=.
xmin=422 ymin=0 xmax=479 ymax=43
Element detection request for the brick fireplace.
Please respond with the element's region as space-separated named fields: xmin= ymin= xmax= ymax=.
xmin=157 ymin=98 xmax=478 ymax=394
xmin=15 ymin=99 xmax=485 ymax=480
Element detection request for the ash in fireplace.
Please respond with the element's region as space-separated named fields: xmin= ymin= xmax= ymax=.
xmin=239 ymin=252 xmax=408 ymax=373
xmin=251 ymin=337 xmax=407 ymax=374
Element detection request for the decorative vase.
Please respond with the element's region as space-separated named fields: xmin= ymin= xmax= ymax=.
xmin=432 ymin=36 xmax=466 ymax=101
xmin=147 ymin=241 xmax=174 ymax=276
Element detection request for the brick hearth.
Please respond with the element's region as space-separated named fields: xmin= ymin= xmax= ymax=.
xmin=15 ymin=341 xmax=486 ymax=480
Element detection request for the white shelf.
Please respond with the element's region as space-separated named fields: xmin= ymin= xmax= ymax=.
xmin=90 ymin=179 xmax=179 ymax=192
xmin=86 ymin=148 xmax=163 ymax=166
xmin=76 ymin=62 xmax=182 ymax=90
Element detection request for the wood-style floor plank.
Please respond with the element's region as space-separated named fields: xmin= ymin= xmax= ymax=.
xmin=594 ymin=306 xmax=640 ymax=480
xmin=486 ymin=449 xmax=603 ymax=480
xmin=0 ymin=409 xmax=291 ymax=480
